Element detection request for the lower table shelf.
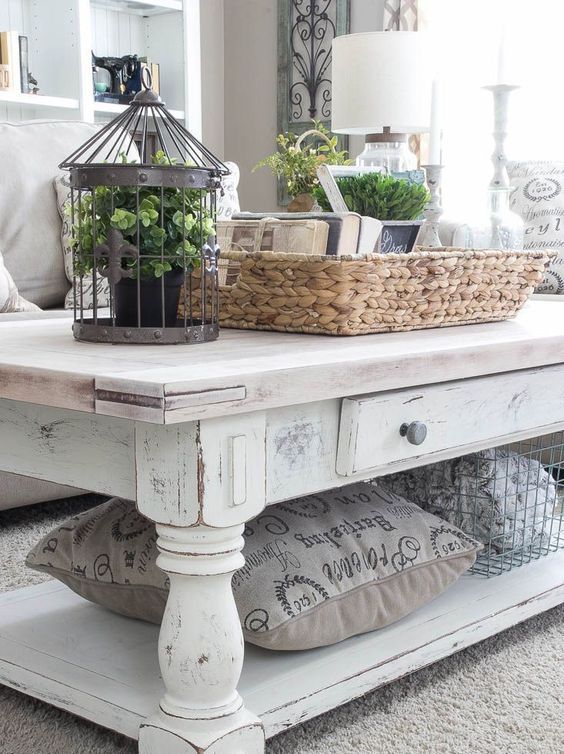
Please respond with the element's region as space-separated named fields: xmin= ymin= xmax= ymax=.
xmin=1 ymin=552 xmax=563 ymax=741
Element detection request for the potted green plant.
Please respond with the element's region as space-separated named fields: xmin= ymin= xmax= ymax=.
xmin=254 ymin=120 xmax=351 ymax=211
xmin=313 ymin=172 xmax=430 ymax=253
xmin=68 ymin=151 xmax=214 ymax=327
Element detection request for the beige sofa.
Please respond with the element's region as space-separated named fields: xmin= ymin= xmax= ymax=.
xmin=0 ymin=119 xmax=241 ymax=511
xmin=0 ymin=120 xmax=103 ymax=510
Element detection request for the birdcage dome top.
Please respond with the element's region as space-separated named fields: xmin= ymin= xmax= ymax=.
xmin=60 ymin=80 xmax=229 ymax=190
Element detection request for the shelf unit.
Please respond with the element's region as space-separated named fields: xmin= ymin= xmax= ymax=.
xmin=0 ymin=0 xmax=201 ymax=135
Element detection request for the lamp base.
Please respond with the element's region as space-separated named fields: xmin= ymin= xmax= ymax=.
xmin=356 ymin=127 xmax=417 ymax=171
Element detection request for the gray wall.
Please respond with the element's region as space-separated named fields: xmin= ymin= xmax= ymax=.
xmin=201 ymin=0 xmax=225 ymax=158
xmin=223 ymin=0 xmax=387 ymax=211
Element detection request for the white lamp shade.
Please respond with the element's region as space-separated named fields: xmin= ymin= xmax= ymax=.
xmin=332 ymin=32 xmax=432 ymax=135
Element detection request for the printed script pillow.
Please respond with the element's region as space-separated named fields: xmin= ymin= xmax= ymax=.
xmin=0 ymin=250 xmax=40 ymax=313
xmin=26 ymin=484 xmax=480 ymax=651
xmin=53 ymin=175 xmax=111 ymax=311
xmin=508 ymin=161 xmax=564 ymax=293
xmin=217 ymin=161 xmax=241 ymax=220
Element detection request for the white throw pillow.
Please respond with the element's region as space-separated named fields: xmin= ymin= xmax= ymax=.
xmin=508 ymin=161 xmax=564 ymax=293
xmin=0 ymin=120 xmax=101 ymax=307
xmin=0 ymin=251 xmax=39 ymax=313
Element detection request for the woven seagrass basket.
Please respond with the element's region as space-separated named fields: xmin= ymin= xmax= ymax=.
xmin=184 ymin=247 xmax=553 ymax=336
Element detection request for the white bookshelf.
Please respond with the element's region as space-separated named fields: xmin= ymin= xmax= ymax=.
xmin=0 ymin=0 xmax=201 ymax=134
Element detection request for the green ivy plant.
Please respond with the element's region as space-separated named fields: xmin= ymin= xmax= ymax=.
xmin=313 ymin=172 xmax=430 ymax=221
xmin=67 ymin=151 xmax=215 ymax=280
xmin=254 ymin=120 xmax=351 ymax=198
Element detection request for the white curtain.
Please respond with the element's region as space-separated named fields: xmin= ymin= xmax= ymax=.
xmin=421 ymin=0 xmax=564 ymax=217
xmin=383 ymin=0 xmax=419 ymax=31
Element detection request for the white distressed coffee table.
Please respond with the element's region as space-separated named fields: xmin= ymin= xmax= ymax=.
xmin=0 ymin=301 xmax=563 ymax=753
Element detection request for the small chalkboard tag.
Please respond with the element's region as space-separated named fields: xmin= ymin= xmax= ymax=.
xmin=378 ymin=221 xmax=423 ymax=254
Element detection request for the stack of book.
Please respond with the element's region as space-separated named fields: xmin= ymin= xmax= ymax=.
xmin=0 ymin=31 xmax=28 ymax=93
xmin=217 ymin=213 xmax=383 ymax=287
xmin=228 ymin=212 xmax=383 ymax=256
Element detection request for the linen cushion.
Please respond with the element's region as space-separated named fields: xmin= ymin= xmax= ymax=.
xmin=53 ymin=175 xmax=111 ymax=310
xmin=0 ymin=120 xmax=101 ymax=307
xmin=508 ymin=161 xmax=564 ymax=293
xmin=218 ymin=161 xmax=241 ymax=220
xmin=26 ymin=484 xmax=479 ymax=650
xmin=0 ymin=250 xmax=39 ymax=312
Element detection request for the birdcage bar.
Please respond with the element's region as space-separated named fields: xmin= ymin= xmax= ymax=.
xmin=61 ymin=77 xmax=227 ymax=345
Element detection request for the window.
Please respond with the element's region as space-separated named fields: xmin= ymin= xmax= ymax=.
xmin=421 ymin=0 xmax=562 ymax=217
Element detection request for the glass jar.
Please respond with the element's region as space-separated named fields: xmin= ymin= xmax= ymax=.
xmin=356 ymin=133 xmax=417 ymax=172
xmin=452 ymin=188 xmax=524 ymax=250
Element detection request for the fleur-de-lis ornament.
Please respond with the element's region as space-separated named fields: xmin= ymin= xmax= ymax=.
xmin=94 ymin=228 xmax=139 ymax=286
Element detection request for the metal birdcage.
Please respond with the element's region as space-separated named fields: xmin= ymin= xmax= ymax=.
xmin=60 ymin=75 xmax=229 ymax=344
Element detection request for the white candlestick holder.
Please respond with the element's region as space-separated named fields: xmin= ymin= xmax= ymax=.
xmin=418 ymin=164 xmax=444 ymax=247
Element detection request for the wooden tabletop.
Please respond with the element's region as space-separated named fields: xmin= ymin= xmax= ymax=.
xmin=1 ymin=300 xmax=563 ymax=424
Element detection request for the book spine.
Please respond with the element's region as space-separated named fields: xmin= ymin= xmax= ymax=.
xmin=151 ymin=62 xmax=160 ymax=95
xmin=0 ymin=32 xmax=11 ymax=90
xmin=8 ymin=31 xmax=20 ymax=92
xmin=18 ymin=35 xmax=28 ymax=94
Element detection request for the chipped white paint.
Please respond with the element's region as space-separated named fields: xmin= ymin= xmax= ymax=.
xmin=0 ymin=399 xmax=134 ymax=497
xmin=337 ymin=364 xmax=564 ymax=476
xmin=138 ymin=524 xmax=265 ymax=753
xmin=1 ymin=301 xmax=564 ymax=423
xmin=0 ymin=553 xmax=562 ymax=742
xmin=1 ymin=307 xmax=564 ymax=753
xmin=136 ymin=412 xmax=266 ymax=527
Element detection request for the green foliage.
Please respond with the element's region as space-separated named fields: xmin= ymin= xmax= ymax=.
xmin=254 ymin=120 xmax=351 ymax=198
xmin=313 ymin=172 xmax=430 ymax=221
xmin=67 ymin=151 xmax=214 ymax=280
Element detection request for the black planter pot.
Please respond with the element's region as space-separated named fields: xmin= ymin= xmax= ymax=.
xmin=114 ymin=268 xmax=184 ymax=328
xmin=378 ymin=220 xmax=423 ymax=254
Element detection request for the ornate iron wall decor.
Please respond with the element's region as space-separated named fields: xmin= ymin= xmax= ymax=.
xmin=277 ymin=0 xmax=350 ymax=204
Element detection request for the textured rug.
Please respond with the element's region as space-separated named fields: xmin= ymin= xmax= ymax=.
xmin=0 ymin=496 xmax=563 ymax=754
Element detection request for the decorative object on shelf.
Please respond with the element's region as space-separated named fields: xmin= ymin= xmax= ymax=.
xmin=0 ymin=30 xmax=21 ymax=92
xmin=60 ymin=73 xmax=229 ymax=345
xmin=418 ymin=164 xmax=443 ymax=247
xmin=91 ymin=52 xmax=140 ymax=104
xmin=453 ymin=84 xmax=524 ymax=251
xmin=26 ymin=482 xmax=480 ymax=650
xmin=254 ymin=120 xmax=350 ymax=212
xmin=277 ymin=0 xmax=350 ymax=205
xmin=27 ymin=71 xmax=39 ymax=94
xmin=314 ymin=171 xmax=429 ymax=253
xmin=508 ymin=161 xmax=564 ymax=294
xmin=183 ymin=247 xmax=552 ymax=336
xmin=331 ymin=31 xmax=431 ymax=171
xmin=0 ymin=64 xmax=9 ymax=91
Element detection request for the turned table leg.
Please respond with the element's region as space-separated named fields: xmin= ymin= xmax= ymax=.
xmin=139 ymin=523 xmax=265 ymax=754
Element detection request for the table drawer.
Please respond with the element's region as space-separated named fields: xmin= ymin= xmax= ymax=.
xmin=336 ymin=365 xmax=564 ymax=476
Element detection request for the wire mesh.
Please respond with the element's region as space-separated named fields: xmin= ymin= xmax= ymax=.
xmin=381 ymin=432 xmax=564 ymax=577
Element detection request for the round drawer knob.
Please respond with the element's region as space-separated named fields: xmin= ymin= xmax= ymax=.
xmin=400 ymin=421 xmax=428 ymax=445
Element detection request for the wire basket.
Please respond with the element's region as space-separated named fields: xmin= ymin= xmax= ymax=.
xmin=381 ymin=432 xmax=564 ymax=577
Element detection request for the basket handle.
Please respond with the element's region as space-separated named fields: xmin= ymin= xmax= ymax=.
xmin=295 ymin=129 xmax=335 ymax=153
